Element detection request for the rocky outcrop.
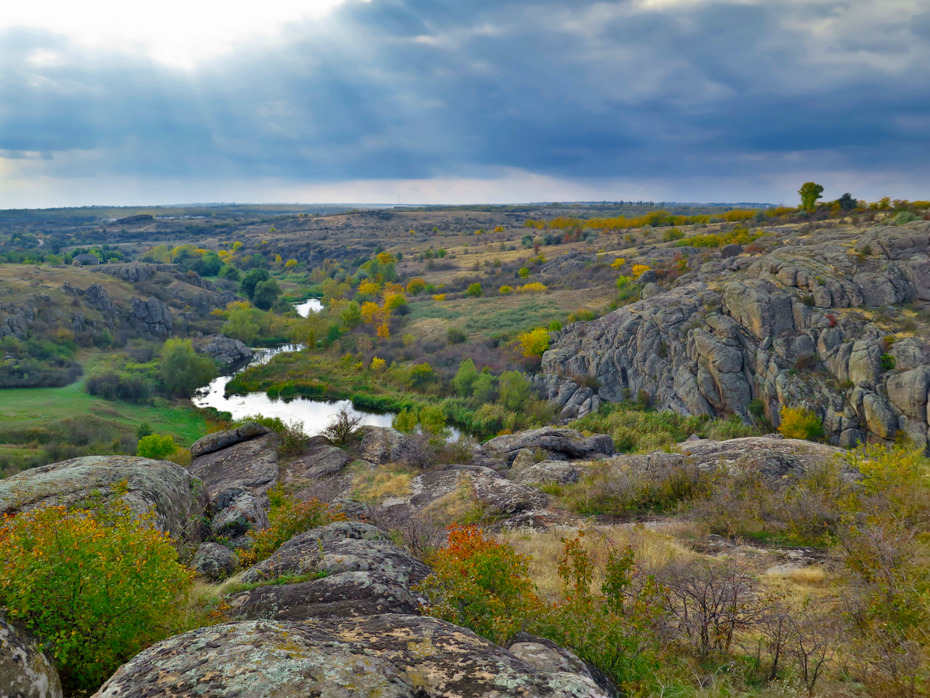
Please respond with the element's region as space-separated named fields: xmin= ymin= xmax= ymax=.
xmin=94 ymin=615 xmax=612 ymax=697
xmin=478 ymin=427 xmax=614 ymax=466
xmin=189 ymin=424 xmax=280 ymax=542
xmin=0 ymin=616 xmax=62 ymax=698
xmin=228 ymin=522 xmax=430 ymax=620
xmin=676 ymin=435 xmax=845 ymax=479
xmin=510 ymin=460 xmax=582 ymax=486
xmin=189 ymin=422 xmax=270 ymax=458
xmin=283 ymin=435 xmax=352 ymax=480
xmin=542 ymin=223 xmax=930 ymax=450
xmin=0 ymin=455 xmax=206 ymax=541
xmin=194 ymin=335 xmax=253 ymax=371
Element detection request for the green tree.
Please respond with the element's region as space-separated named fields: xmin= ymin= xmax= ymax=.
xmin=158 ymin=338 xmax=217 ymax=397
xmin=253 ymin=278 xmax=281 ymax=310
xmin=499 ymin=371 xmax=532 ymax=410
xmin=471 ymin=372 xmax=497 ymax=404
xmin=453 ymin=359 xmax=479 ymax=397
xmin=222 ymin=303 xmax=261 ymax=344
xmin=240 ymin=269 xmax=270 ymax=300
xmin=392 ymin=409 xmax=418 ymax=433
xmin=837 ymin=192 xmax=857 ymax=211
xmin=798 ymin=181 xmax=824 ymax=212
xmin=340 ymin=301 xmax=362 ymax=329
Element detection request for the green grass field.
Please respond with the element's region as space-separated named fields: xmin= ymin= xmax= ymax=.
xmin=0 ymin=380 xmax=208 ymax=446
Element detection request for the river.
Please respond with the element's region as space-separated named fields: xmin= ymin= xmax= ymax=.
xmin=192 ymin=299 xmax=395 ymax=434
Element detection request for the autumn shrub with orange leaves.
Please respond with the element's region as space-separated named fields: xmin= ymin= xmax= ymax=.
xmin=416 ymin=524 xmax=541 ymax=645
xmin=0 ymin=495 xmax=193 ymax=692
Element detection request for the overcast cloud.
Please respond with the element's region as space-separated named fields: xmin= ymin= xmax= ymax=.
xmin=2 ymin=0 xmax=929 ymax=206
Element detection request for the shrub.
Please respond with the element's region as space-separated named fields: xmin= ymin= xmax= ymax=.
xmin=446 ymin=327 xmax=467 ymax=344
xmin=323 ymin=407 xmax=363 ymax=446
xmin=466 ymin=282 xmax=483 ymax=297
xmin=417 ymin=525 xmax=540 ymax=645
xmin=0 ymin=499 xmax=193 ymax=692
xmin=516 ymin=282 xmax=547 ymax=293
xmin=432 ymin=293 xmax=447 ymax=301
xmin=370 ymin=356 xmax=386 ymax=372
xmin=453 ymin=359 xmax=479 ymax=397
xmin=406 ymin=278 xmax=427 ymax=295
xmin=419 ymin=405 xmax=447 ymax=435
xmin=159 ymin=338 xmax=217 ymax=398
xmin=136 ymin=433 xmax=178 ymax=460
xmin=516 ymin=327 xmax=550 ymax=358
xmin=498 ymin=284 xmax=514 ymax=295
xmin=778 ymin=406 xmax=824 ymax=441
xmin=240 ymin=487 xmax=342 ymax=565
xmin=392 ymin=408 xmax=418 ymax=433
xmin=880 ymin=353 xmax=896 ymax=370
xmin=499 ymin=371 xmax=532 ymax=411
xmin=233 ymin=416 xmax=309 ymax=457
xmin=534 ymin=535 xmax=668 ymax=693
xmin=610 ymin=257 xmax=626 ymax=269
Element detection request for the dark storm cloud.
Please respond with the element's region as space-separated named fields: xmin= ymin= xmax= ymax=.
xmin=2 ymin=0 xmax=929 ymax=195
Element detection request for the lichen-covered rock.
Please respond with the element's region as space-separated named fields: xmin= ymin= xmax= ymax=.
xmin=509 ymin=633 xmax=620 ymax=698
xmin=189 ymin=426 xmax=280 ymax=539
xmin=228 ymin=521 xmax=430 ymax=620
xmin=191 ymin=542 xmax=238 ymax=581
xmin=676 ymin=436 xmax=845 ymax=479
xmin=479 ymin=427 xmax=614 ymax=465
xmin=357 ymin=426 xmax=407 ymax=464
xmin=0 ymin=456 xmax=205 ymax=541
xmin=0 ymin=616 xmax=62 ymax=698
xmin=283 ymin=435 xmax=351 ymax=480
xmin=511 ymin=460 xmax=581 ymax=486
xmin=189 ymin=422 xmax=270 ymax=459
xmin=94 ymin=615 xmax=612 ymax=697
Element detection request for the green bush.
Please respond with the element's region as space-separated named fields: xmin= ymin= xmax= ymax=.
xmin=136 ymin=433 xmax=177 ymax=460
xmin=239 ymin=486 xmax=342 ymax=565
xmin=466 ymin=282 xmax=483 ymax=297
xmin=0 ymin=498 xmax=193 ymax=693
xmin=159 ymin=338 xmax=217 ymax=398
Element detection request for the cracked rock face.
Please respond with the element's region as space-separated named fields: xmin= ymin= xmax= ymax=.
xmin=542 ymin=223 xmax=930 ymax=451
xmin=93 ymin=615 xmax=611 ymax=697
xmin=0 ymin=455 xmax=206 ymax=542
xmin=227 ymin=521 xmax=431 ymax=620
xmin=0 ymin=616 xmax=62 ymax=698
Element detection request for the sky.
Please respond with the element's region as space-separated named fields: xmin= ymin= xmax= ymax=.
xmin=2 ymin=0 xmax=929 ymax=208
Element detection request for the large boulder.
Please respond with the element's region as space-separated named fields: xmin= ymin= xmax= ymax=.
xmin=194 ymin=335 xmax=253 ymax=371
xmin=676 ymin=436 xmax=846 ymax=480
xmin=228 ymin=521 xmax=430 ymax=620
xmin=191 ymin=542 xmax=238 ymax=582
xmin=0 ymin=616 xmax=62 ymax=698
xmin=189 ymin=424 xmax=280 ymax=541
xmin=94 ymin=615 xmax=612 ymax=697
xmin=365 ymin=465 xmax=551 ymax=531
xmin=283 ymin=435 xmax=351 ymax=480
xmin=189 ymin=422 xmax=271 ymax=459
xmin=479 ymin=427 xmax=614 ymax=466
xmin=0 ymin=455 xmax=206 ymax=541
